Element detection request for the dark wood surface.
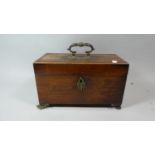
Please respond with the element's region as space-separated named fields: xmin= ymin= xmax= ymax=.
xmin=34 ymin=53 xmax=128 ymax=64
xmin=34 ymin=53 xmax=129 ymax=107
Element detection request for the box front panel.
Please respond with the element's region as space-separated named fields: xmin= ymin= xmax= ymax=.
xmin=34 ymin=64 xmax=128 ymax=106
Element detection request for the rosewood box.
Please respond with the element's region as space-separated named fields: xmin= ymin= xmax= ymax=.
xmin=33 ymin=43 xmax=129 ymax=109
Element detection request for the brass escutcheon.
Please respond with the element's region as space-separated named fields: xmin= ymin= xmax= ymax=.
xmin=77 ymin=77 xmax=86 ymax=91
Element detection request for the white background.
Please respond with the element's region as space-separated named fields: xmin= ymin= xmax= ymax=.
xmin=0 ymin=0 xmax=155 ymax=155
xmin=0 ymin=34 xmax=155 ymax=120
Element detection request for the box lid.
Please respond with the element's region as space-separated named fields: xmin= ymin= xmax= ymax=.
xmin=34 ymin=53 xmax=128 ymax=65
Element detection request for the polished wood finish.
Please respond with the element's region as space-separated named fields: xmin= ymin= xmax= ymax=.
xmin=34 ymin=53 xmax=129 ymax=108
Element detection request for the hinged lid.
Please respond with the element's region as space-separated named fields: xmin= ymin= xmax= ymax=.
xmin=34 ymin=42 xmax=128 ymax=65
xmin=34 ymin=53 xmax=128 ymax=65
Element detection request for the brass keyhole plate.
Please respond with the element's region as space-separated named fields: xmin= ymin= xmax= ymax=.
xmin=77 ymin=77 xmax=86 ymax=91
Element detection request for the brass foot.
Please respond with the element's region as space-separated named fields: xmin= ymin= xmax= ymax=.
xmin=111 ymin=104 xmax=121 ymax=109
xmin=37 ymin=104 xmax=49 ymax=109
xmin=115 ymin=106 xmax=121 ymax=109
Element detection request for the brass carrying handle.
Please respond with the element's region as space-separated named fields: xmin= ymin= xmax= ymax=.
xmin=67 ymin=42 xmax=95 ymax=56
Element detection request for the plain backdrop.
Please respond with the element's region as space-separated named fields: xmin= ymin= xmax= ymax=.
xmin=0 ymin=34 xmax=155 ymax=120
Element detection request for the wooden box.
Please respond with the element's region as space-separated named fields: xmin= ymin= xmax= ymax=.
xmin=33 ymin=43 xmax=129 ymax=109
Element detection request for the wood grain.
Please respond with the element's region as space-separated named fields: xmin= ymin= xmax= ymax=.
xmin=34 ymin=53 xmax=129 ymax=107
